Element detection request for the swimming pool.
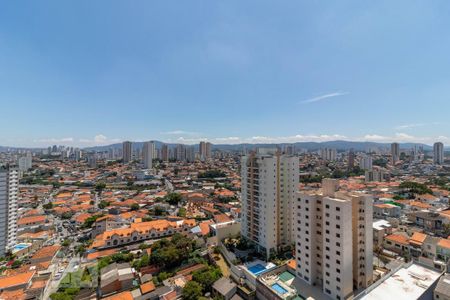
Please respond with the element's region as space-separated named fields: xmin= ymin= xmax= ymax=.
xmin=248 ymin=264 xmax=267 ymax=275
xmin=13 ymin=244 xmax=29 ymax=250
xmin=272 ymin=283 xmax=288 ymax=295
xmin=12 ymin=243 xmax=30 ymax=252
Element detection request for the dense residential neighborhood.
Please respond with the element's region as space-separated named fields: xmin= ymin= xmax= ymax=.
xmin=1 ymin=141 xmax=450 ymax=300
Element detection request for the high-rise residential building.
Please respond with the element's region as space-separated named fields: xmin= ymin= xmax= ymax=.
xmin=199 ymin=141 xmax=212 ymax=160
xmin=175 ymin=144 xmax=186 ymax=161
xmin=391 ymin=142 xmax=400 ymax=164
xmin=161 ymin=144 xmax=169 ymax=162
xmin=434 ymin=142 xmax=444 ymax=165
xmin=87 ymin=153 xmax=97 ymax=168
xmin=283 ymin=145 xmax=295 ymax=155
xmin=295 ymin=179 xmax=373 ymax=300
xmin=241 ymin=148 xmax=299 ymax=258
xmin=348 ymin=149 xmax=355 ymax=169
xmin=0 ymin=166 xmax=18 ymax=256
xmin=359 ymin=155 xmax=373 ymax=171
xmin=186 ymin=146 xmax=195 ymax=162
xmin=17 ymin=152 xmax=32 ymax=172
xmin=143 ymin=141 xmax=156 ymax=169
xmin=74 ymin=148 xmax=82 ymax=161
xmin=320 ymin=148 xmax=337 ymax=161
xmin=365 ymin=168 xmax=388 ymax=182
xmin=122 ymin=141 xmax=132 ymax=163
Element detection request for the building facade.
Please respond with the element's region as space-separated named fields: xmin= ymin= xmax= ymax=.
xmin=122 ymin=141 xmax=132 ymax=163
xmin=0 ymin=166 xmax=19 ymax=256
xmin=241 ymin=149 xmax=299 ymax=258
xmin=434 ymin=142 xmax=444 ymax=165
xmin=161 ymin=144 xmax=169 ymax=162
xmin=199 ymin=141 xmax=212 ymax=160
xmin=142 ymin=141 xmax=155 ymax=169
xmin=295 ymin=179 xmax=373 ymax=300
xmin=391 ymin=143 xmax=400 ymax=164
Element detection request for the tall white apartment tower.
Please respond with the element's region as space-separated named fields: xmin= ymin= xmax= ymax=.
xmin=391 ymin=142 xmax=400 ymax=164
xmin=122 ymin=141 xmax=132 ymax=163
xmin=241 ymin=149 xmax=299 ymax=258
xmin=142 ymin=141 xmax=155 ymax=169
xmin=0 ymin=166 xmax=18 ymax=256
xmin=199 ymin=141 xmax=212 ymax=160
xmin=359 ymin=155 xmax=373 ymax=171
xmin=320 ymin=148 xmax=337 ymax=161
xmin=434 ymin=142 xmax=444 ymax=165
xmin=295 ymin=179 xmax=373 ymax=300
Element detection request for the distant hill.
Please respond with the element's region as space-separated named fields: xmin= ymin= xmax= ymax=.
xmin=0 ymin=140 xmax=438 ymax=153
xmin=83 ymin=140 xmax=435 ymax=152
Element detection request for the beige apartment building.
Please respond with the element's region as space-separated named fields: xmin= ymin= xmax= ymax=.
xmin=241 ymin=148 xmax=299 ymax=258
xmin=295 ymin=179 xmax=373 ymax=300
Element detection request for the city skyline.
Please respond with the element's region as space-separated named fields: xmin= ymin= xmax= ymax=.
xmin=1 ymin=1 xmax=450 ymax=147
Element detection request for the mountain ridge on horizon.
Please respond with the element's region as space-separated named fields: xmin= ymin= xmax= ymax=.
xmin=0 ymin=140 xmax=443 ymax=152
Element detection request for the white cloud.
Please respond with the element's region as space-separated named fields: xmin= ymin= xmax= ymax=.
xmin=33 ymin=134 xmax=121 ymax=147
xmin=162 ymin=134 xmax=348 ymax=145
xmin=247 ymin=134 xmax=348 ymax=144
xmin=363 ymin=133 xmax=449 ymax=144
xmin=214 ymin=137 xmax=241 ymax=142
xmin=363 ymin=134 xmax=388 ymax=141
xmin=36 ymin=137 xmax=74 ymax=144
xmin=301 ymin=91 xmax=349 ymax=104
xmin=161 ymin=130 xmax=200 ymax=136
xmin=94 ymin=134 xmax=108 ymax=143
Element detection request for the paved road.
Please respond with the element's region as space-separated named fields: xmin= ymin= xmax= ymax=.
xmin=43 ymin=255 xmax=80 ymax=299
xmin=165 ymin=179 xmax=174 ymax=192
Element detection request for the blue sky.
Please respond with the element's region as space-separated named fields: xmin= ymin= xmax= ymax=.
xmin=1 ymin=1 xmax=450 ymax=147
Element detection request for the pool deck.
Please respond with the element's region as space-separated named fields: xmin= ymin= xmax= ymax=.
xmin=12 ymin=243 xmax=32 ymax=254
xmin=260 ymin=271 xmax=298 ymax=299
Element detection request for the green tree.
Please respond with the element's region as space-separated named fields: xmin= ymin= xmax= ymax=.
xmin=165 ymin=193 xmax=182 ymax=206
xmin=50 ymin=293 xmax=72 ymax=300
xmin=177 ymin=207 xmax=187 ymax=217
xmin=98 ymin=200 xmax=110 ymax=209
xmin=192 ymin=266 xmax=222 ymax=292
xmin=43 ymin=202 xmax=54 ymax=210
xmin=400 ymin=181 xmax=433 ymax=195
xmin=198 ymin=170 xmax=226 ymax=179
xmin=11 ymin=259 xmax=22 ymax=269
xmin=76 ymin=245 xmax=86 ymax=255
xmin=95 ymin=182 xmax=106 ymax=192
xmin=153 ymin=206 xmax=166 ymax=216
xmin=81 ymin=214 xmax=104 ymax=229
xmin=182 ymin=281 xmax=203 ymax=300
xmin=61 ymin=212 xmax=73 ymax=219
xmin=150 ymin=234 xmax=195 ymax=268
xmin=130 ymin=203 xmax=140 ymax=211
